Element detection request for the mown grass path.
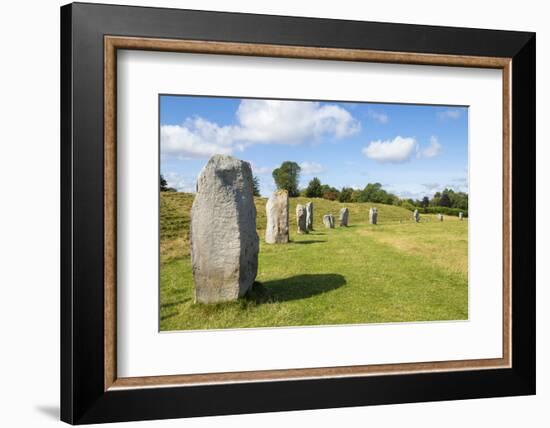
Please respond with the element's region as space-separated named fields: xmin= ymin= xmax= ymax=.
xmin=160 ymin=193 xmax=468 ymax=331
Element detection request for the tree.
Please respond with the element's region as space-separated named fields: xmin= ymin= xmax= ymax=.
xmin=272 ymin=161 xmax=301 ymax=197
xmin=421 ymin=196 xmax=430 ymax=208
xmin=350 ymin=190 xmax=361 ymax=202
xmin=430 ymin=191 xmax=441 ymax=206
xmin=448 ymin=190 xmax=468 ymax=210
xmin=319 ymin=184 xmax=340 ymax=201
xmin=355 ymin=182 xmax=397 ymax=205
xmin=358 ymin=182 xmax=381 ymax=202
xmin=305 ymin=177 xmax=323 ymax=198
xmin=160 ymin=174 xmax=168 ymax=192
xmin=438 ymin=192 xmax=451 ymax=207
xmin=339 ymin=187 xmax=353 ymax=203
xmin=252 ymin=175 xmax=261 ymax=197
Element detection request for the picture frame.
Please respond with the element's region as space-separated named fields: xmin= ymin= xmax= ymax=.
xmin=61 ymin=2 xmax=535 ymax=424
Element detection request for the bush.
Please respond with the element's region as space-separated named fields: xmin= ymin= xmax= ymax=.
xmin=322 ymin=191 xmax=339 ymax=201
xmin=400 ymin=201 xmax=416 ymax=211
xmin=401 ymin=204 xmax=467 ymax=217
xmin=418 ymin=206 xmax=468 ymax=217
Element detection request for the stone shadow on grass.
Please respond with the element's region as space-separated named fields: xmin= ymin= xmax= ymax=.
xmin=160 ymin=298 xmax=192 ymax=321
xmin=292 ymin=240 xmax=326 ymax=245
xmin=247 ymin=274 xmax=346 ymax=303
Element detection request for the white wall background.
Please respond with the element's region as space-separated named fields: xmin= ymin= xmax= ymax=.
xmin=0 ymin=0 xmax=546 ymax=426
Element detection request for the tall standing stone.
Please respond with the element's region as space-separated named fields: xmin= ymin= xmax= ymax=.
xmin=296 ymin=204 xmax=308 ymax=234
xmin=339 ymin=207 xmax=349 ymax=227
xmin=305 ymin=202 xmax=314 ymax=231
xmin=323 ymin=214 xmax=335 ymax=229
xmin=265 ymin=190 xmax=289 ymax=244
xmin=369 ymin=207 xmax=378 ymax=225
xmin=437 ymin=213 xmax=444 ymax=221
xmin=190 ymin=155 xmax=259 ymax=304
xmin=459 ymin=212 xmax=464 ymax=220
xmin=413 ymin=209 xmax=420 ymax=223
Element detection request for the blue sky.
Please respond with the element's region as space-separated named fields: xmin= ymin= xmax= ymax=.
xmin=160 ymin=95 xmax=468 ymax=199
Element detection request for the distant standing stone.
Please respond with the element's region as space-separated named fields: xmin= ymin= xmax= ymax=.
xmin=265 ymin=190 xmax=289 ymax=244
xmin=305 ymin=202 xmax=314 ymax=231
xmin=323 ymin=214 xmax=335 ymax=229
xmin=190 ymin=154 xmax=259 ymax=304
xmin=296 ymin=204 xmax=308 ymax=234
xmin=369 ymin=207 xmax=378 ymax=225
xmin=413 ymin=209 xmax=420 ymax=223
xmin=437 ymin=213 xmax=444 ymax=221
xmin=459 ymin=212 xmax=464 ymax=220
xmin=339 ymin=207 xmax=349 ymax=227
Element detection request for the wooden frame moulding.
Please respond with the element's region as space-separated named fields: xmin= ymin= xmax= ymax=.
xmin=103 ymin=36 xmax=512 ymax=391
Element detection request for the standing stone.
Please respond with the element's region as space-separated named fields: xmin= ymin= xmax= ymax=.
xmin=459 ymin=212 xmax=464 ymax=220
xmin=437 ymin=213 xmax=444 ymax=221
xmin=323 ymin=214 xmax=335 ymax=229
xmin=265 ymin=190 xmax=289 ymax=244
xmin=191 ymin=155 xmax=259 ymax=304
xmin=296 ymin=204 xmax=308 ymax=234
xmin=369 ymin=207 xmax=378 ymax=225
xmin=413 ymin=209 xmax=420 ymax=223
xmin=339 ymin=207 xmax=349 ymax=227
xmin=305 ymin=202 xmax=314 ymax=231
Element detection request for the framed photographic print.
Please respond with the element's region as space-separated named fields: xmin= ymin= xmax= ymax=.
xmin=61 ymin=2 xmax=535 ymax=424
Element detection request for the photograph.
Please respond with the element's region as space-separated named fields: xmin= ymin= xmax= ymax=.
xmin=159 ymin=95 xmax=469 ymax=331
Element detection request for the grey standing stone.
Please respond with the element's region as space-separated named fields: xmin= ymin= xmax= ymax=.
xmin=265 ymin=190 xmax=289 ymax=244
xmin=437 ymin=213 xmax=444 ymax=221
xmin=305 ymin=202 xmax=314 ymax=231
xmin=296 ymin=204 xmax=308 ymax=234
xmin=190 ymin=154 xmax=259 ymax=304
xmin=369 ymin=207 xmax=378 ymax=225
xmin=459 ymin=212 xmax=464 ymax=220
xmin=413 ymin=209 xmax=420 ymax=223
xmin=339 ymin=207 xmax=349 ymax=227
xmin=323 ymin=214 xmax=335 ymax=229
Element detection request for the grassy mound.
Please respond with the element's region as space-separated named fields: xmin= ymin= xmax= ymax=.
xmin=160 ymin=193 xmax=415 ymax=262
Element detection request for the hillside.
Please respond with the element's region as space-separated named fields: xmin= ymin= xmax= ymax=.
xmin=160 ymin=192 xmax=415 ymax=262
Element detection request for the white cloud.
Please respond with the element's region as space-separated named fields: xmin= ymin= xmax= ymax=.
xmin=299 ymin=161 xmax=326 ymax=175
xmin=161 ymin=118 xmax=235 ymax=159
xmin=422 ymin=181 xmax=468 ymax=194
xmin=453 ymin=177 xmax=468 ymax=185
xmin=164 ymin=172 xmax=196 ymax=193
xmin=237 ymin=100 xmax=360 ymax=142
xmin=420 ymin=136 xmax=442 ymax=158
xmin=422 ymin=182 xmax=442 ymax=192
xmin=362 ymin=136 xmax=417 ymax=163
xmin=395 ymin=190 xmax=424 ymax=200
xmin=161 ymin=100 xmax=360 ymax=159
xmin=251 ymin=164 xmax=273 ymax=175
xmin=367 ymin=108 xmax=389 ymax=124
xmin=437 ymin=109 xmax=462 ymax=120
xmin=452 ymin=176 xmax=469 ymax=192
xmin=362 ymin=135 xmax=442 ymax=163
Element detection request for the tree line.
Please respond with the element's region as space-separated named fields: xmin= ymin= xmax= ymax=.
xmin=270 ymin=161 xmax=468 ymax=212
xmin=161 ymin=159 xmax=468 ymax=213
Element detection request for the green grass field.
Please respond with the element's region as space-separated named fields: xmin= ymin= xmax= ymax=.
xmin=160 ymin=192 xmax=468 ymax=331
